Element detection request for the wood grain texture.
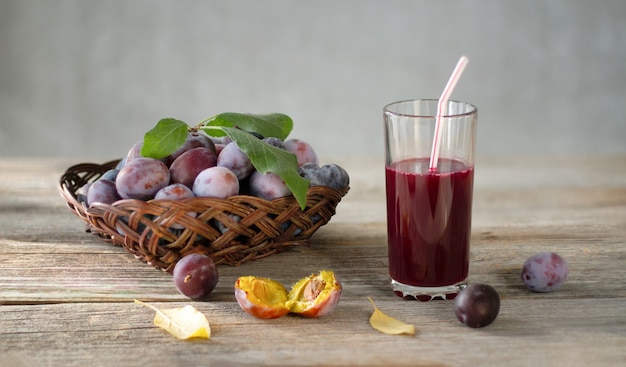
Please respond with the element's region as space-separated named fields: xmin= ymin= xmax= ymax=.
xmin=1 ymin=156 xmax=625 ymax=367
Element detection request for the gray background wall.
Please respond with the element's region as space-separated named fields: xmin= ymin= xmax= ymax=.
xmin=1 ymin=0 xmax=625 ymax=160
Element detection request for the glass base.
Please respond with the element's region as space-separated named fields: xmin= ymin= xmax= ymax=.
xmin=391 ymin=279 xmax=468 ymax=301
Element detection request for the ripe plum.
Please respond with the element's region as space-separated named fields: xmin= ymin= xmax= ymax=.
xmin=167 ymin=132 xmax=216 ymax=165
xmin=154 ymin=183 xmax=196 ymax=228
xmin=115 ymin=157 xmax=170 ymax=200
xmin=192 ymin=166 xmax=239 ymax=199
xmin=215 ymin=214 xmax=242 ymax=234
xmin=321 ymin=164 xmax=349 ymax=189
xmin=115 ymin=157 xmax=127 ymax=170
xmin=249 ymin=171 xmax=291 ymax=200
xmin=172 ymin=253 xmax=219 ymax=299
xmin=169 ymin=147 xmax=218 ymax=188
xmin=217 ymin=142 xmax=254 ymax=180
xmin=76 ymin=182 xmax=92 ymax=204
xmin=154 ymin=183 xmax=195 ymax=201
xmin=263 ymin=137 xmax=286 ymax=149
xmin=209 ymin=136 xmax=229 ymax=155
xmin=521 ymin=252 xmax=569 ymax=292
xmin=298 ymin=163 xmax=327 ymax=187
xmin=87 ymin=179 xmax=121 ymax=205
xmin=284 ymin=139 xmax=318 ymax=167
xmin=454 ymin=283 xmax=500 ymax=328
xmin=100 ymin=169 xmax=120 ymax=182
xmin=125 ymin=141 xmax=144 ymax=163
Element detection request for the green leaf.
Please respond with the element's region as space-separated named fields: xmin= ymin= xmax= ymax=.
xmin=141 ymin=118 xmax=189 ymax=159
xmin=205 ymin=113 xmax=293 ymax=140
xmin=221 ymin=127 xmax=309 ymax=209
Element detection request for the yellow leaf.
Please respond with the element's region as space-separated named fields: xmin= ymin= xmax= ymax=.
xmin=134 ymin=300 xmax=211 ymax=340
xmin=368 ymin=297 xmax=416 ymax=335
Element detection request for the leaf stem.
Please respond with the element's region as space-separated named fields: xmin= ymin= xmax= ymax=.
xmin=195 ymin=115 xmax=217 ymax=128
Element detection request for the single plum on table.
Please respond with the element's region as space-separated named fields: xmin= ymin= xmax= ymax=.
xmin=521 ymin=252 xmax=569 ymax=292
xmin=172 ymin=253 xmax=219 ymax=299
xmin=454 ymin=283 xmax=500 ymax=328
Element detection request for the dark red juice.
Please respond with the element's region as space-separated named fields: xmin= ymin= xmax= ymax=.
xmin=385 ymin=158 xmax=473 ymax=287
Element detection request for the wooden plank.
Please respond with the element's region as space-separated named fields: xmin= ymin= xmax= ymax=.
xmin=0 ymin=298 xmax=624 ymax=367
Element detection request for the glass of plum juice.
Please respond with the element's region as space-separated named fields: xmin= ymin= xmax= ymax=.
xmin=383 ymin=99 xmax=477 ymax=301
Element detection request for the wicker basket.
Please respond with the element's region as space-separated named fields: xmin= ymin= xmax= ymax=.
xmin=58 ymin=160 xmax=349 ymax=272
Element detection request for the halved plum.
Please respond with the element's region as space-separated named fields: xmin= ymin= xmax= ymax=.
xmin=234 ymin=276 xmax=290 ymax=319
xmin=286 ymin=270 xmax=342 ymax=318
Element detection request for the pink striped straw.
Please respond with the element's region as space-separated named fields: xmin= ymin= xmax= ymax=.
xmin=428 ymin=56 xmax=469 ymax=172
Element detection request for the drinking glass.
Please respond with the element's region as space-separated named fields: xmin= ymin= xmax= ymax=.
xmin=383 ymin=99 xmax=477 ymax=301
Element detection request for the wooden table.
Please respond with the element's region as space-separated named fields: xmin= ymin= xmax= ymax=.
xmin=1 ymin=155 xmax=625 ymax=367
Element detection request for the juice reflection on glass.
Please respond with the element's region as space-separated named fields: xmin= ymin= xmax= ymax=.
xmin=383 ymin=99 xmax=477 ymax=301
